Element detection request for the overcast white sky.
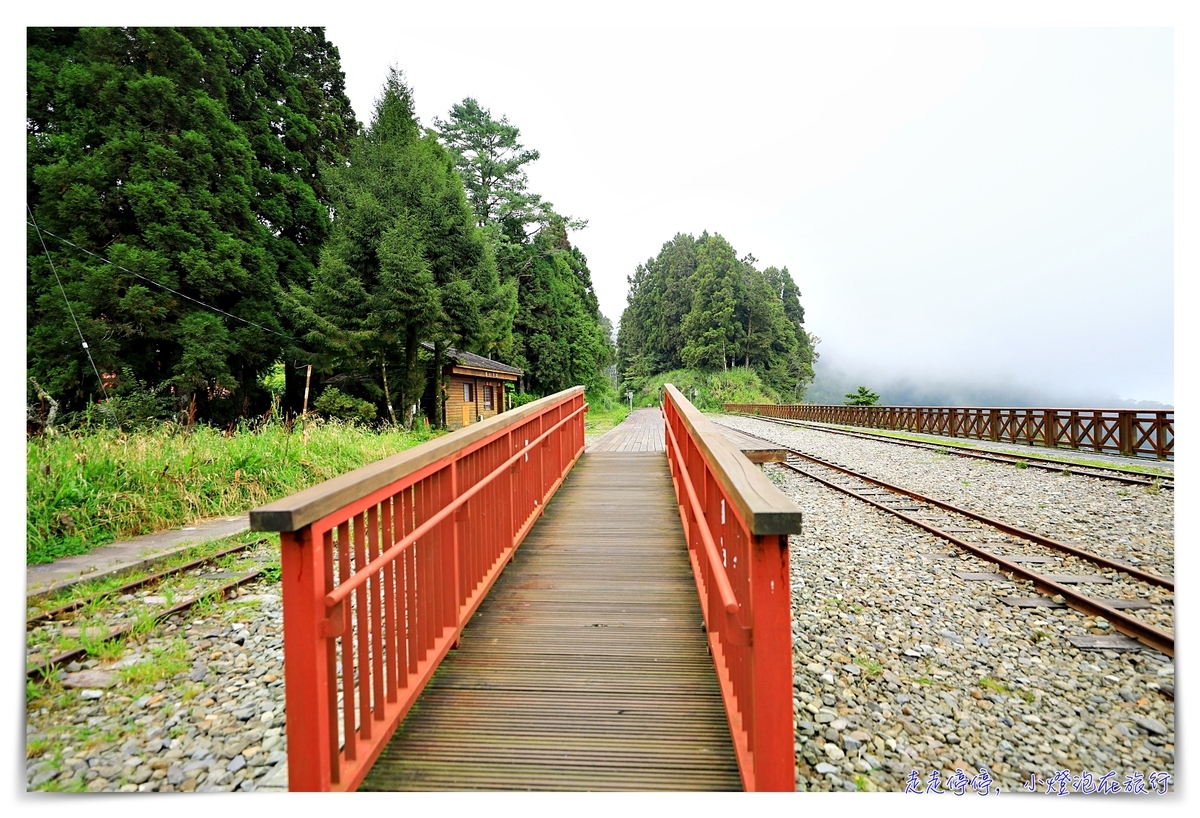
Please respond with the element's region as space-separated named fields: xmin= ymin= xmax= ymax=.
xmin=324 ymin=18 xmax=1177 ymax=404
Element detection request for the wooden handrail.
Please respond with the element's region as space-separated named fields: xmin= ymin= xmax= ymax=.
xmin=662 ymin=384 xmax=801 ymax=791
xmin=252 ymin=387 xmax=586 ymax=532
xmin=667 ymin=386 xmax=803 ymax=535
xmin=251 ymin=386 xmax=587 ymax=791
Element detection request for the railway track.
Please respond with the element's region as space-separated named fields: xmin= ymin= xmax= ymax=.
xmin=26 ymin=537 xmax=276 ymax=682
xmin=733 ymin=426 xmax=1174 ymax=656
xmin=726 ymin=413 xmax=1173 ymax=489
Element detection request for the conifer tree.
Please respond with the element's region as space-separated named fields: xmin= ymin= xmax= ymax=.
xmin=434 ymin=98 xmax=610 ymax=400
xmin=289 ymin=69 xmax=511 ymax=427
xmin=26 ymin=27 xmax=355 ymax=420
xmin=618 ymin=232 xmax=816 ymax=400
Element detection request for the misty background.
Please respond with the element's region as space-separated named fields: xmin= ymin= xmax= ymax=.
xmin=316 ymin=21 xmax=1173 ymax=409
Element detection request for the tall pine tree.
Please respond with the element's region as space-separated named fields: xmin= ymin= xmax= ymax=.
xmin=288 ymin=69 xmax=512 ymax=427
xmin=434 ymin=97 xmax=611 ymax=400
xmin=26 ymin=27 xmax=356 ymax=421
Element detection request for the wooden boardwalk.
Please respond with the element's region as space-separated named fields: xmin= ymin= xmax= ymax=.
xmin=587 ymin=407 xmax=665 ymax=453
xmin=360 ymin=413 xmax=739 ymax=790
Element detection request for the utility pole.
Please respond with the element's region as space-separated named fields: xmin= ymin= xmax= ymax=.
xmin=301 ymin=364 xmax=312 ymax=418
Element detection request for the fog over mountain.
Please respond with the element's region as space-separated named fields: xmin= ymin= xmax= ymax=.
xmin=805 ymin=353 xmax=1174 ymax=410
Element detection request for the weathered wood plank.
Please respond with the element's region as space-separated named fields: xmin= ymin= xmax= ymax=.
xmin=359 ymin=451 xmax=740 ymax=791
xmin=715 ymin=425 xmax=789 ymax=463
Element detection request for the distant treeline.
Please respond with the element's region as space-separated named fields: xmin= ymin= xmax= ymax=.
xmin=617 ymin=232 xmax=816 ymax=401
xmin=27 ymin=27 xmax=613 ymax=428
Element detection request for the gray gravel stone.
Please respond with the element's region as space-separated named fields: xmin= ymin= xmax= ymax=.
xmin=715 ymin=415 xmax=1175 ymax=793
xmin=26 ymin=578 xmax=289 ymax=793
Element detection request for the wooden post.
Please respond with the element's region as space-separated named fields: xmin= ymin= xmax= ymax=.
xmin=748 ymin=533 xmax=795 ymax=791
xmin=302 ymin=364 xmax=313 ymax=418
xmin=279 ymin=526 xmax=334 ymax=791
xmin=1119 ymin=412 xmax=1134 ymax=457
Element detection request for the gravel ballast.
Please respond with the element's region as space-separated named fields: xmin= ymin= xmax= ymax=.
xmin=26 ymin=582 xmax=289 ymax=792
xmin=713 ymin=414 xmax=1174 ymax=793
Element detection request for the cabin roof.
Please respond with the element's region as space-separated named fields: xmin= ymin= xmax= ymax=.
xmin=422 ymin=343 xmax=524 ymax=377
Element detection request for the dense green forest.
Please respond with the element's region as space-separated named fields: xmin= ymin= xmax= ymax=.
xmin=26 ymin=27 xmax=615 ymax=430
xmin=617 ymin=232 xmax=816 ymax=401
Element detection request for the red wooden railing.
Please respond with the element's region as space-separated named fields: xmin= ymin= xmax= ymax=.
xmin=250 ymin=387 xmax=586 ymax=791
xmin=725 ymin=403 xmax=1174 ymax=460
xmin=662 ymin=385 xmax=803 ymax=791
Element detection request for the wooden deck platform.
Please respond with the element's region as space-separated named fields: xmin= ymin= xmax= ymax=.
xmin=588 ymin=407 xmax=785 ymax=463
xmin=587 ymin=407 xmax=665 ymax=452
xmin=359 ymin=443 xmax=740 ymax=790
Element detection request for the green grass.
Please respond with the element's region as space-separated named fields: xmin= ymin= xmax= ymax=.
xmin=117 ymin=638 xmax=190 ymax=690
xmin=27 ymin=418 xmax=437 ymax=564
xmin=979 ymin=676 xmax=1009 ymax=694
xmin=623 ymin=368 xmax=782 ymax=412
xmin=854 ymin=656 xmax=883 ymax=677
xmin=584 ymin=404 xmax=630 ymax=437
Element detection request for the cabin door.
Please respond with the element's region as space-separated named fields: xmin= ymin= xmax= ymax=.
xmin=462 ymin=403 xmax=472 ymax=427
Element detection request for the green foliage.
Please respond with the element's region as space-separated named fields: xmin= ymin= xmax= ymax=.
xmin=584 ymin=403 xmax=630 ymax=436
xmin=510 ymin=392 xmax=540 ymax=408
xmin=25 ymin=419 xmax=434 ymax=564
xmin=434 ymin=97 xmax=547 ymax=229
xmin=27 ymin=27 xmax=357 ymax=421
xmin=618 ymin=232 xmax=815 ymax=399
xmin=312 ymin=387 xmax=376 ymax=424
xmin=287 ymin=69 xmax=509 ymax=429
xmin=843 ymin=386 xmax=881 ymax=406
xmin=434 ymin=98 xmax=611 ymax=401
xmin=623 ymin=368 xmax=779 ymax=412
xmin=94 ymin=367 xmax=176 ymax=431
xmin=260 ymin=361 xmax=286 ymax=409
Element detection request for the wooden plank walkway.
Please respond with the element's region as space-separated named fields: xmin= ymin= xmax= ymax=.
xmin=359 ymin=431 xmax=740 ymax=790
xmin=587 ymin=407 xmax=665 ymax=452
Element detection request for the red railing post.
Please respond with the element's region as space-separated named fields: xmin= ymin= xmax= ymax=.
xmin=747 ymin=533 xmax=793 ymax=791
xmin=279 ymin=526 xmax=334 ymax=792
xmin=254 ymin=386 xmax=588 ymax=790
xmin=663 ymin=386 xmax=801 ymax=792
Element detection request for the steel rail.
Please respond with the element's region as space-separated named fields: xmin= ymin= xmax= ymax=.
xmin=728 ymin=413 xmax=1173 ymax=488
xmin=780 ymin=447 xmax=1172 ymax=590
xmin=779 ymin=459 xmax=1173 ymax=657
xmin=323 ymin=403 xmax=587 ymax=610
xmin=26 ymin=567 xmax=266 ymax=681
xmin=27 ymin=540 xmax=262 ymax=628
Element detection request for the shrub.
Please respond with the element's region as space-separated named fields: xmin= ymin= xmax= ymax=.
xmin=620 ymin=368 xmax=780 ymax=411
xmin=312 ymin=387 xmax=376 ymax=424
xmin=843 ymin=386 xmax=881 ymax=406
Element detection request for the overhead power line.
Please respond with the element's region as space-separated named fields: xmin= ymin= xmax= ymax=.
xmin=27 ymin=205 xmax=110 ymax=400
xmin=25 ymin=220 xmax=299 ymax=342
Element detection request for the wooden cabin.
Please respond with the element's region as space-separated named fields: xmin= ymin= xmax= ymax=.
xmin=431 ymin=346 xmax=523 ymax=430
